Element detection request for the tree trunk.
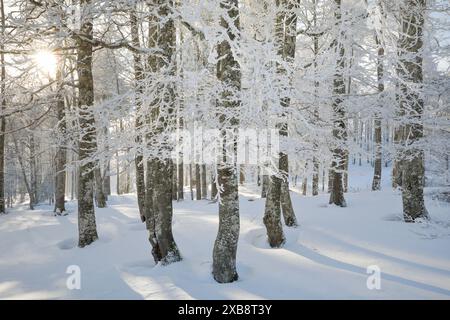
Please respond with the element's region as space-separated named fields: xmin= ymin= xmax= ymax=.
xmin=178 ymin=162 xmax=184 ymax=200
xmin=211 ymin=171 xmax=217 ymax=200
xmin=397 ymin=0 xmax=428 ymax=222
xmin=0 ymin=0 xmax=6 ymax=214
xmin=261 ymin=174 xmax=268 ymax=198
xmin=153 ymin=159 xmax=181 ymax=264
xmin=201 ymin=164 xmax=207 ymax=199
xmin=94 ymin=168 xmax=106 ymax=208
xmin=143 ymin=0 xmax=181 ymax=264
xmin=372 ymin=22 xmax=384 ymax=191
xmin=76 ymin=0 xmax=98 ymax=247
xmin=329 ymin=0 xmax=347 ymax=207
xmin=172 ymin=165 xmax=178 ymax=200
xmin=54 ymin=53 xmax=67 ymax=214
xmin=264 ymin=176 xmax=285 ymax=247
xmin=189 ymin=163 xmax=194 ymax=200
xmin=29 ymin=134 xmax=38 ymax=205
xmin=312 ymin=159 xmax=319 ymax=196
xmin=264 ymin=0 xmax=298 ymax=231
xmin=195 ymin=164 xmax=201 ymax=200
xmin=212 ymin=0 xmax=240 ymax=284
xmin=12 ymin=136 xmax=34 ymax=210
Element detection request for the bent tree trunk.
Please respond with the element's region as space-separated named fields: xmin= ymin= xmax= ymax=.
xmin=212 ymin=0 xmax=240 ymax=284
xmin=76 ymin=0 xmax=98 ymax=247
xmin=397 ymin=0 xmax=428 ymax=222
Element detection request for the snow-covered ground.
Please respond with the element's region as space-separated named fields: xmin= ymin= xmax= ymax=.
xmin=1 ymin=165 xmax=450 ymax=299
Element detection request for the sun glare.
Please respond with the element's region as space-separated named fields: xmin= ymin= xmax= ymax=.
xmin=33 ymin=50 xmax=57 ymax=77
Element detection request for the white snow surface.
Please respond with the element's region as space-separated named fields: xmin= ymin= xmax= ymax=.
xmin=1 ymin=165 xmax=450 ymax=299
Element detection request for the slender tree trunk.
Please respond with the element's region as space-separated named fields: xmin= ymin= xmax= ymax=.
xmin=0 ymin=0 xmax=6 ymax=214
xmin=212 ymin=0 xmax=240 ymax=283
xmin=397 ymin=0 xmax=428 ymax=222
xmin=177 ymin=120 xmax=184 ymax=200
xmin=94 ymin=168 xmax=106 ymax=207
xmin=76 ymin=0 xmax=98 ymax=247
xmin=211 ymin=170 xmax=218 ymax=200
xmin=189 ymin=163 xmax=194 ymax=200
xmin=372 ymin=27 xmax=384 ymax=191
xmin=302 ymin=176 xmax=307 ymax=196
xmin=201 ymin=164 xmax=207 ymax=199
xmin=54 ymin=53 xmax=67 ymax=214
xmin=195 ymin=164 xmax=201 ymax=200
xmin=329 ymin=0 xmax=347 ymax=207
xmin=178 ymin=162 xmax=184 ymax=200
xmin=261 ymin=174 xmax=268 ymax=198
xmin=29 ymin=134 xmax=38 ymax=205
xmin=311 ymin=1 xmax=320 ymax=197
xmin=102 ymin=162 xmax=111 ymax=198
xmin=12 ymin=136 xmax=34 ymax=210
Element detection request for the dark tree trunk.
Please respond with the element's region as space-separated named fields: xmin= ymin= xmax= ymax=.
xmin=261 ymin=174 xmax=268 ymax=198
xmin=153 ymin=159 xmax=181 ymax=264
xmin=177 ymin=120 xmax=184 ymax=200
xmin=178 ymin=162 xmax=184 ymax=200
xmin=76 ymin=0 xmax=98 ymax=247
xmin=143 ymin=0 xmax=181 ymax=264
xmin=0 ymin=0 xmax=6 ymax=214
xmin=12 ymin=136 xmax=34 ymax=210
xmin=201 ymin=164 xmax=207 ymax=199
xmin=54 ymin=54 xmax=67 ymax=214
xmin=397 ymin=0 xmax=428 ymax=222
xmin=103 ymin=162 xmax=111 ymax=197
xmin=189 ymin=163 xmax=194 ymax=200
xmin=264 ymin=0 xmax=298 ymax=232
xmin=264 ymin=176 xmax=285 ymax=247
xmin=211 ymin=171 xmax=218 ymax=200
xmin=94 ymin=168 xmax=106 ymax=208
xmin=212 ymin=0 xmax=240 ymax=284
xmin=329 ymin=0 xmax=347 ymax=207
xmin=172 ymin=165 xmax=178 ymax=200
xmin=29 ymin=134 xmax=38 ymax=205
xmin=195 ymin=164 xmax=201 ymax=200
xmin=372 ymin=14 xmax=385 ymax=191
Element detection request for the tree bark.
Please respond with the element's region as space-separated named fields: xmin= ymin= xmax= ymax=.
xmin=264 ymin=176 xmax=285 ymax=247
xmin=372 ymin=13 xmax=385 ymax=191
xmin=211 ymin=171 xmax=218 ymax=200
xmin=94 ymin=168 xmax=106 ymax=207
xmin=0 ymin=0 xmax=6 ymax=214
xmin=212 ymin=0 xmax=241 ymax=284
xmin=54 ymin=53 xmax=67 ymax=214
xmin=76 ymin=0 xmax=98 ymax=247
xmin=143 ymin=0 xmax=181 ymax=264
xmin=201 ymin=164 xmax=207 ymax=199
xmin=397 ymin=0 xmax=428 ymax=222
xmin=265 ymin=0 xmax=298 ymax=228
xmin=329 ymin=0 xmax=347 ymax=207
xmin=195 ymin=164 xmax=201 ymax=200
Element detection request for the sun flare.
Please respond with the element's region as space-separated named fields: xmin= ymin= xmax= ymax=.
xmin=32 ymin=50 xmax=57 ymax=76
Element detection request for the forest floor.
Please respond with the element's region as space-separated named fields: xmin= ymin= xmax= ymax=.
xmin=1 ymin=165 xmax=450 ymax=299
